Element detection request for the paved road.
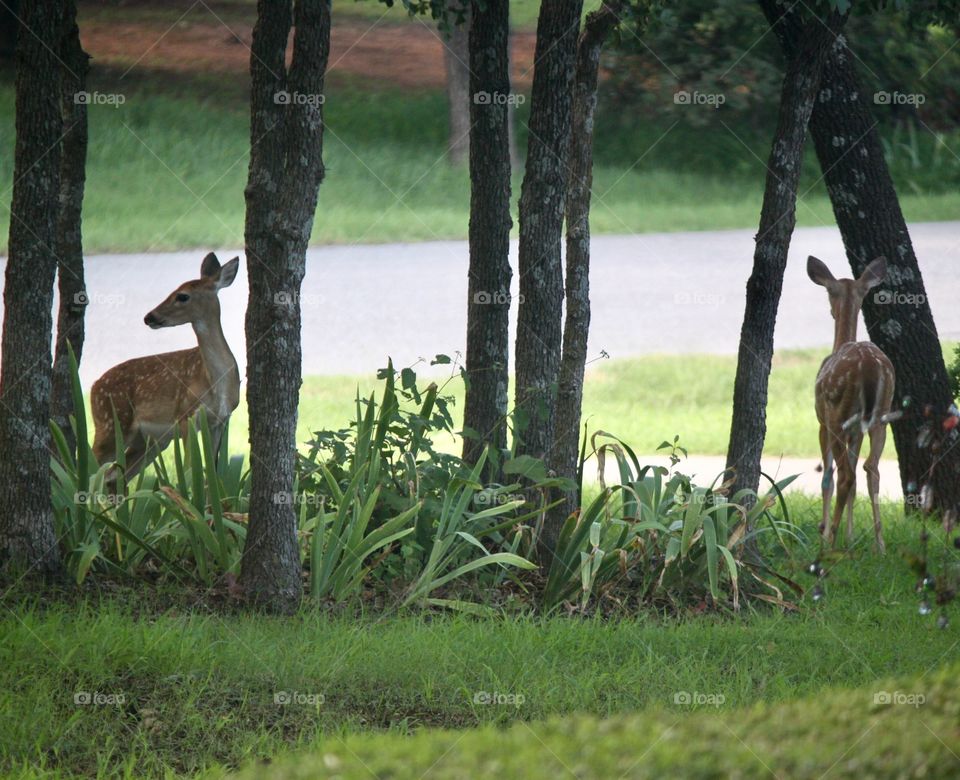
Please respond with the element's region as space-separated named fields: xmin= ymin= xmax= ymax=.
xmin=2 ymin=222 xmax=958 ymax=389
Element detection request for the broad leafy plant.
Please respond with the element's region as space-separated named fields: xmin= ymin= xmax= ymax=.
xmin=542 ymin=432 xmax=801 ymax=612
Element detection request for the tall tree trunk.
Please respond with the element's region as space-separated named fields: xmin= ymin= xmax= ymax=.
xmin=725 ymin=5 xmax=843 ymax=500
xmin=544 ymin=2 xmax=621 ymax=556
xmin=506 ymin=26 xmax=520 ymax=171
xmin=462 ymin=0 xmax=512 ymax=473
xmin=444 ymin=1 xmax=471 ymax=166
xmin=514 ymin=0 xmax=583 ymax=467
xmin=0 ymin=0 xmax=65 ymax=581
xmin=797 ymin=31 xmax=960 ymax=522
xmin=240 ymin=0 xmax=330 ymax=614
xmin=50 ymin=0 xmax=90 ymax=457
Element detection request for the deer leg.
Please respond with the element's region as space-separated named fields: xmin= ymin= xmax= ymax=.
xmin=122 ymin=433 xmax=150 ymax=483
xmin=845 ymin=434 xmax=863 ymax=545
xmin=818 ymin=424 xmax=834 ymax=540
xmin=92 ymin=422 xmax=116 ymax=468
xmin=830 ymin=438 xmax=854 ymax=549
xmin=863 ymin=424 xmax=887 ymax=555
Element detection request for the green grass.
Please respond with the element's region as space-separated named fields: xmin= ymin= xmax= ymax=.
xmin=224 ymin=346 xmax=946 ymax=461
xmin=236 ymin=666 xmax=960 ymax=778
xmin=2 ymin=64 xmax=959 ymax=253
xmin=1 ymin=506 xmax=954 ymax=779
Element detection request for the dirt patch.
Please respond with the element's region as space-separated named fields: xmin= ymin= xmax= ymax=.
xmin=79 ymin=10 xmax=536 ymax=90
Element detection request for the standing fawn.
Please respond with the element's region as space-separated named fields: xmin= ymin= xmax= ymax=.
xmin=808 ymin=255 xmax=895 ymax=553
xmin=91 ymin=253 xmax=241 ymax=483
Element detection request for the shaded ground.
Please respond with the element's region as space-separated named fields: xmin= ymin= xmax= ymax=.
xmin=78 ymin=0 xmax=537 ymax=90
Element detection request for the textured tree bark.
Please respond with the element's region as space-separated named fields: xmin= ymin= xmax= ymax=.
xmin=770 ymin=20 xmax=960 ymax=521
xmin=514 ymin=0 xmax=583 ymax=464
xmin=444 ymin=0 xmax=471 ymax=166
xmin=725 ymin=5 xmax=843 ymax=501
xmin=543 ymin=2 xmax=621 ymax=558
xmin=0 ymin=0 xmax=65 ymax=581
xmin=50 ymin=1 xmax=90 ymax=457
xmin=240 ymin=0 xmax=330 ymax=614
xmin=461 ymin=0 xmax=512 ymax=474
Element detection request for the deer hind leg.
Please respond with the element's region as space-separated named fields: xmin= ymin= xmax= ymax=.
xmin=844 ymin=433 xmax=863 ymax=545
xmin=818 ymin=423 xmax=835 ymax=541
xmin=829 ymin=436 xmax=855 ymax=549
xmin=863 ymin=424 xmax=887 ymax=555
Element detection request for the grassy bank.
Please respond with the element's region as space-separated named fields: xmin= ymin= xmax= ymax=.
xmin=0 ymin=508 xmax=952 ymax=778
xmin=1 ymin=72 xmax=958 ymax=253
xmin=216 ymin=347 xmax=937 ymax=460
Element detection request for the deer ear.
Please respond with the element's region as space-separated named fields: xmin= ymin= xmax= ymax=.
xmin=807 ymin=256 xmax=836 ymax=287
xmin=215 ymin=257 xmax=240 ymax=290
xmin=200 ymin=252 xmax=221 ymax=279
xmin=859 ymin=256 xmax=887 ymax=290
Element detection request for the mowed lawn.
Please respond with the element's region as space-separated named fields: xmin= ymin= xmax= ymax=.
xmin=1 ymin=60 xmax=959 ymax=252
xmin=1 ymin=509 xmax=955 ymax=778
xmin=215 ymin=347 xmax=944 ymax=461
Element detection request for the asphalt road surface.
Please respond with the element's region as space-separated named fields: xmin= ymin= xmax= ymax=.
xmin=9 ymin=221 xmax=954 ymax=387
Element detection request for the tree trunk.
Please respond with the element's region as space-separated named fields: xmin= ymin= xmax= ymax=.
xmin=770 ymin=10 xmax=960 ymax=522
xmin=725 ymin=5 xmax=843 ymax=500
xmin=507 ymin=26 xmax=520 ymax=171
xmin=543 ymin=2 xmax=621 ymax=557
xmin=444 ymin=1 xmax=471 ymax=166
xmin=514 ymin=0 xmax=583 ymax=465
xmin=461 ymin=0 xmax=512 ymax=474
xmin=240 ymin=0 xmax=330 ymax=614
xmin=50 ymin=1 xmax=90 ymax=457
xmin=0 ymin=0 xmax=65 ymax=581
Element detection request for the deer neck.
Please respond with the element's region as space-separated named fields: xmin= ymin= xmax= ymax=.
xmin=832 ymin=308 xmax=859 ymax=353
xmin=192 ymin=316 xmax=239 ymax=411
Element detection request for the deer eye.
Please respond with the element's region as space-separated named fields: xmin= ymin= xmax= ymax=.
xmin=175 ymin=293 xmax=190 ymax=303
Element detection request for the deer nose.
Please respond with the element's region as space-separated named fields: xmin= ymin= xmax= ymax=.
xmin=144 ymin=312 xmax=160 ymax=327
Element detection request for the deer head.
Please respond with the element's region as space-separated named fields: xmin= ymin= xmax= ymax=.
xmin=807 ymin=255 xmax=887 ymax=349
xmin=144 ymin=252 xmax=239 ymax=330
